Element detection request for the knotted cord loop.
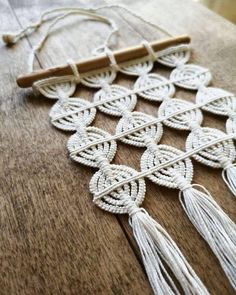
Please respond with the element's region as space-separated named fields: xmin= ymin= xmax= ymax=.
xmin=67 ymin=59 xmax=81 ymax=83
xmin=104 ymin=48 xmax=121 ymax=72
xmin=142 ymin=40 xmax=157 ymax=61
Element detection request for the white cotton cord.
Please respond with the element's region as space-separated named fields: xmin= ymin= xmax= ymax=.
xmin=178 ymin=183 xmax=236 ymax=289
xmin=92 ymin=20 xmax=119 ymax=56
xmin=2 ymin=7 xmax=117 ymax=45
xmin=96 ymin=4 xmax=173 ymax=38
xmin=2 ymin=7 xmax=119 ymax=72
xmin=27 ymin=10 xmax=116 ymax=72
xmin=2 ymin=4 xmax=174 ymax=71
xmin=126 ymin=201 xmax=210 ymax=295
xmin=2 ymin=8 xmax=74 ymax=44
xmin=67 ymin=59 xmax=81 ymax=83
xmin=142 ymin=40 xmax=157 ymax=61
xmin=222 ymin=163 xmax=236 ymax=197
xmin=104 ymin=48 xmax=121 ymax=72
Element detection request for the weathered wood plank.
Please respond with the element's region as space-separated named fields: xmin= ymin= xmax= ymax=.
xmin=4 ymin=0 xmax=236 ymax=294
xmin=0 ymin=0 xmax=152 ymax=294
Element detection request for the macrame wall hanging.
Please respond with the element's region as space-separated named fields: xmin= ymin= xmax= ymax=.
xmin=3 ymin=5 xmax=236 ymax=294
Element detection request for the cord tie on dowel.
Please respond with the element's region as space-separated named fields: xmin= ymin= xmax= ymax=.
xmin=105 ymin=48 xmax=120 ymax=72
xmin=67 ymin=59 xmax=81 ymax=83
xmin=142 ymin=40 xmax=157 ymax=61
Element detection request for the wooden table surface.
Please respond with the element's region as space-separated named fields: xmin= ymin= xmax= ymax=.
xmin=1 ymin=0 xmax=236 ymax=294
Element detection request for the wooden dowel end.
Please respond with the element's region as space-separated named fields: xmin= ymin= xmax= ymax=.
xmin=17 ymin=35 xmax=191 ymax=88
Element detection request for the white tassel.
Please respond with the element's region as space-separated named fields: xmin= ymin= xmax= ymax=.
xmin=125 ymin=199 xmax=210 ymax=295
xmin=222 ymin=163 xmax=236 ymax=197
xmin=178 ymin=183 xmax=236 ymax=289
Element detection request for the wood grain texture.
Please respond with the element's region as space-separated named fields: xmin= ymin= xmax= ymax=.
xmin=0 ymin=1 xmax=152 ymax=294
xmin=1 ymin=0 xmax=236 ymax=294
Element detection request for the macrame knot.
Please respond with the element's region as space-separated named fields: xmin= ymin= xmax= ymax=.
xmin=118 ymin=104 xmax=133 ymax=122
xmin=57 ymin=96 xmax=69 ymax=108
xmin=218 ymin=154 xmax=233 ymax=170
xmin=100 ymin=80 xmax=112 ymax=93
xmin=143 ymin=135 xmax=158 ymax=154
xmin=188 ymin=121 xmax=201 ymax=132
xmin=174 ymin=175 xmax=192 ymax=191
xmin=175 ymin=60 xmax=185 ymax=68
xmin=95 ymin=153 xmax=113 ymax=178
xmin=122 ymin=197 xmax=142 ymax=217
xmin=75 ymin=120 xmax=87 ymax=142
xmin=227 ymin=109 xmax=236 ymax=119
xmin=197 ymin=84 xmax=207 ymax=92
xmin=57 ymin=87 xmax=70 ymax=100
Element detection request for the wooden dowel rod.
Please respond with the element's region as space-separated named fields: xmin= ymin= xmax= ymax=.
xmin=17 ymin=35 xmax=191 ymax=88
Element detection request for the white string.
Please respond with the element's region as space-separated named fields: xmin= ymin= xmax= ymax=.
xmin=2 ymin=8 xmax=119 ymax=72
xmin=3 ymin=4 xmax=235 ymax=292
xmin=2 ymin=4 xmax=173 ymax=73
xmin=179 ymin=183 xmax=236 ymax=289
xmin=68 ymin=92 xmax=229 ymax=154
xmin=127 ymin=206 xmax=209 ymax=295
xmin=222 ymin=163 xmax=236 ymax=197
xmin=96 ymin=4 xmax=173 ymax=38
xmin=104 ymin=48 xmax=121 ymax=72
xmin=49 ymin=68 xmax=209 ymax=121
xmin=67 ymin=59 xmax=81 ymax=83
xmin=142 ymin=40 xmax=157 ymax=61
xmin=93 ymin=133 xmax=236 ymax=200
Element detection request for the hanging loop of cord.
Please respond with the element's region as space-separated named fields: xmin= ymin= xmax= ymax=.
xmin=2 ymin=7 xmax=119 ymax=72
xmin=2 ymin=5 xmax=174 ymax=73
